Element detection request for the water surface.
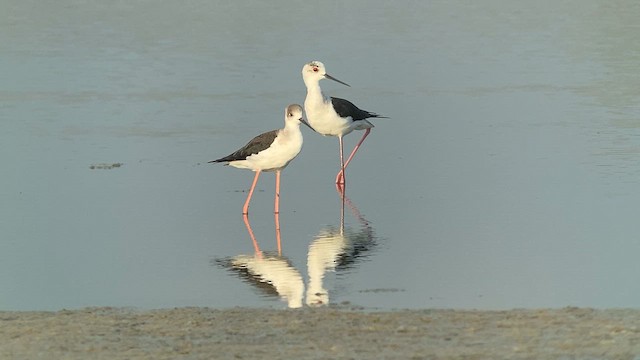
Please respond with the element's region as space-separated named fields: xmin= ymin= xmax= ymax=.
xmin=2 ymin=0 xmax=639 ymax=310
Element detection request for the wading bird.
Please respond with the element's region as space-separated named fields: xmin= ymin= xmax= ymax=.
xmin=302 ymin=61 xmax=386 ymax=185
xmin=210 ymin=104 xmax=307 ymax=215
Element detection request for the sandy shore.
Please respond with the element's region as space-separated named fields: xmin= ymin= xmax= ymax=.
xmin=2 ymin=307 xmax=639 ymax=359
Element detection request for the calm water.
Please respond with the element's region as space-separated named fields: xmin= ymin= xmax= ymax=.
xmin=2 ymin=0 xmax=639 ymax=311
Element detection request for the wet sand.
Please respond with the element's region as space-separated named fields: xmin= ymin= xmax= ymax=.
xmin=2 ymin=307 xmax=639 ymax=359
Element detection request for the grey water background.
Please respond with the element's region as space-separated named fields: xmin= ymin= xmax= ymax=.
xmin=2 ymin=0 xmax=640 ymax=310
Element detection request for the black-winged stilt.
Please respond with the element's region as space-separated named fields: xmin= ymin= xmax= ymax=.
xmin=210 ymin=104 xmax=307 ymax=215
xmin=302 ymin=61 xmax=386 ymax=185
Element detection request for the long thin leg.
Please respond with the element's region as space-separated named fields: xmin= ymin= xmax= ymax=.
xmin=337 ymin=135 xmax=346 ymax=185
xmin=274 ymin=170 xmax=281 ymax=214
xmin=336 ymin=128 xmax=371 ymax=184
xmin=242 ymin=170 xmax=261 ymax=215
xmin=274 ymin=170 xmax=282 ymax=255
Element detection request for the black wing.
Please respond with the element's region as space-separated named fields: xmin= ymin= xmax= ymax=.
xmin=331 ymin=97 xmax=387 ymax=120
xmin=209 ymin=130 xmax=279 ymax=163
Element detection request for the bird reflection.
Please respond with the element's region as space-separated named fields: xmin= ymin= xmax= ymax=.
xmin=216 ymin=185 xmax=376 ymax=308
xmin=216 ymin=214 xmax=304 ymax=308
xmin=306 ymin=184 xmax=376 ymax=307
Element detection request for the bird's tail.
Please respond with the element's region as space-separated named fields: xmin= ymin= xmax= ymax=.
xmin=208 ymin=158 xmax=229 ymax=164
xmin=368 ymin=111 xmax=389 ymax=119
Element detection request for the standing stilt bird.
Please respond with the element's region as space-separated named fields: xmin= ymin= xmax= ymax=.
xmin=302 ymin=61 xmax=386 ymax=185
xmin=210 ymin=104 xmax=307 ymax=215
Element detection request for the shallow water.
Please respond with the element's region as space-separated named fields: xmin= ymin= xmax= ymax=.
xmin=2 ymin=0 xmax=640 ymax=311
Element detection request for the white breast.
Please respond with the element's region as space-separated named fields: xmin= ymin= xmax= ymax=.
xmin=305 ymin=99 xmax=353 ymax=137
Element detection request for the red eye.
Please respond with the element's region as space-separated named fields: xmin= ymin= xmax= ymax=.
xmin=312 ymin=66 xmax=318 ymax=72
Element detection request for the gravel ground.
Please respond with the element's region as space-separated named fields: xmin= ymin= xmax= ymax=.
xmin=2 ymin=307 xmax=640 ymax=359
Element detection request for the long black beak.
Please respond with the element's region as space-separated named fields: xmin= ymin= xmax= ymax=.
xmin=325 ymin=73 xmax=351 ymax=87
xmin=299 ymin=117 xmax=317 ymax=132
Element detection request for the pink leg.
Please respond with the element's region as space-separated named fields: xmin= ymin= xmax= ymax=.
xmin=273 ymin=170 xmax=282 ymax=255
xmin=337 ymin=135 xmax=346 ymax=185
xmin=274 ymin=170 xmax=282 ymax=255
xmin=336 ymin=128 xmax=371 ymax=184
xmin=242 ymin=170 xmax=261 ymax=215
xmin=274 ymin=170 xmax=281 ymax=214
